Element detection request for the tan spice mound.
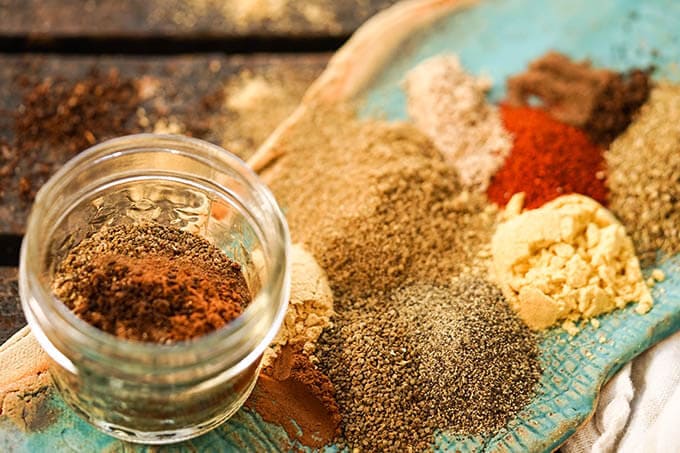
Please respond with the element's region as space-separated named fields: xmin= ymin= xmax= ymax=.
xmin=606 ymin=83 xmax=680 ymax=265
xmin=262 ymin=105 xmax=497 ymax=299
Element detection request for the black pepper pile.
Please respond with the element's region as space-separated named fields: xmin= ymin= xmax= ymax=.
xmin=315 ymin=277 xmax=541 ymax=450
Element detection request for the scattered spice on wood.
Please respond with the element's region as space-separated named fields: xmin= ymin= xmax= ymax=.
xmin=606 ymin=83 xmax=680 ymax=265
xmin=506 ymin=51 xmax=651 ymax=145
xmin=6 ymin=69 xmax=142 ymax=203
xmin=52 ymin=223 xmax=251 ymax=343
xmin=191 ymin=67 xmax=321 ymax=160
xmin=487 ymin=105 xmax=607 ymax=210
xmin=315 ymin=278 xmax=541 ymax=450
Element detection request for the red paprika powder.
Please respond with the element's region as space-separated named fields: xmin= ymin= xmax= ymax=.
xmin=487 ymin=105 xmax=607 ymax=209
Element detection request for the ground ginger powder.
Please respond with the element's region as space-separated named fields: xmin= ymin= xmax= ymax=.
xmin=491 ymin=194 xmax=652 ymax=332
xmin=263 ymin=244 xmax=334 ymax=367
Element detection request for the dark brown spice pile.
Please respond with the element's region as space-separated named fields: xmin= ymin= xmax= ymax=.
xmin=6 ymin=69 xmax=141 ymax=202
xmin=506 ymin=51 xmax=651 ymax=145
xmin=52 ymin=223 xmax=251 ymax=343
xmin=315 ymin=278 xmax=541 ymax=451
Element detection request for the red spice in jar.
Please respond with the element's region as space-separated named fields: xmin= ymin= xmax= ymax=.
xmin=487 ymin=105 xmax=607 ymax=209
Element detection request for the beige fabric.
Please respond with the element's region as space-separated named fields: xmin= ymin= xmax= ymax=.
xmin=565 ymin=330 xmax=680 ymax=453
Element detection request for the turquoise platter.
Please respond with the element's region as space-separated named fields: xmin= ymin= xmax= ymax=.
xmin=1 ymin=0 xmax=679 ymax=451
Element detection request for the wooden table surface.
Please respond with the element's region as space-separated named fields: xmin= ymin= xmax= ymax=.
xmin=0 ymin=0 xmax=397 ymax=344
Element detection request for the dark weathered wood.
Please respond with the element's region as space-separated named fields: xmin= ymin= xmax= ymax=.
xmin=0 ymin=267 xmax=23 ymax=344
xmin=0 ymin=53 xmax=327 ymax=235
xmin=0 ymin=0 xmax=396 ymax=38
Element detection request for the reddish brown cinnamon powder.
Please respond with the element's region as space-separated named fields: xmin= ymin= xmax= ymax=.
xmin=52 ymin=223 xmax=251 ymax=343
xmin=246 ymin=345 xmax=341 ymax=448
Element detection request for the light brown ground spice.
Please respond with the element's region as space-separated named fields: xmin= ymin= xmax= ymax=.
xmin=606 ymin=83 xmax=680 ymax=264
xmin=52 ymin=223 xmax=251 ymax=343
xmin=315 ymin=278 xmax=541 ymax=451
xmin=263 ymin=105 xmax=497 ymax=299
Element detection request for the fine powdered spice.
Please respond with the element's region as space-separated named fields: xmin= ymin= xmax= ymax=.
xmin=487 ymin=105 xmax=607 ymax=210
xmin=263 ymin=244 xmax=334 ymax=368
xmin=264 ymin=106 xmax=497 ymax=299
xmin=506 ymin=51 xmax=651 ymax=145
xmin=606 ymin=83 xmax=680 ymax=265
xmin=492 ymin=194 xmax=652 ymax=334
xmin=52 ymin=223 xmax=251 ymax=343
xmin=247 ymin=344 xmax=341 ymax=448
xmin=315 ymin=278 xmax=541 ymax=450
xmin=404 ymin=55 xmax=512 ymax=189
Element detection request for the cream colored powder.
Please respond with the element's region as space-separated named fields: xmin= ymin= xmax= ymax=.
xmin=404 ymin=55 xmax=512 ymax=189
xmin=491 ymin=194 xmax=652 ymax=332
xmin=263 ymin=244 xmax=334 ymax=367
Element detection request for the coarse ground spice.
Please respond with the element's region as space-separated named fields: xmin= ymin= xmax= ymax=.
xmin=8 ymin=69 xmax=142 ymax=202
xmin=263 ymin=105 xmax=497 ymax=299
xmin=506 ymin=51 xmax=652 ymax=145
xmin=606 ymin=83 xmax=680 ymax=265
xmin=315 ymin=277 xmax=541 ymax=450
xmin=487 ymin=105 xmax=607 ymax=210
xmin=52 ymin=223 xmax=251 ymax=343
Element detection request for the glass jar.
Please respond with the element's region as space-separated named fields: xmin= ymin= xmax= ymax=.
xmin=19 ymin=134 xmax=290 ymax=444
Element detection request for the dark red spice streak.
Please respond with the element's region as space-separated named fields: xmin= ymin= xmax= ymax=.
xmin=487 ymin=105 xmax=607 ymax=209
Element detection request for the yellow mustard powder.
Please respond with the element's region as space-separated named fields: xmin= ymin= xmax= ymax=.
xmin=491 ymin=194 xmax=652 ymax=332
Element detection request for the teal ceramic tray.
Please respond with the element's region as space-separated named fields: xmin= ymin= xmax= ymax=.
xmin=2 ymin=0 xmax=679 ymax=451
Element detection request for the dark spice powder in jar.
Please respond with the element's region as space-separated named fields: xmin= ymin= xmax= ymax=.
xmin=315 ymin=277 xmax=541 ymax=451
xmin=52 ymin=223 xmax=251 ymax=343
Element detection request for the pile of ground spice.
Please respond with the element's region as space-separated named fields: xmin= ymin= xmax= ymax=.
xmin=506 ymin=51 xmax=651 ymax=145
xmin=404 ymin=55 xmax=512 ymax=189
xmin=315 ymin=278 xmax=541 ymax=450
xmin=606 ymin=83 xmax=680 ymax=264
xmin=263 ymin=244 xmax=334 ymax=368
xmin=263 ymin=106 xmax=497 ymax=299
xmin=247 ymin=344 xmax=341 ymax=448
xmin=487 ymin=105 xmax=607 ymax=210
xmin=9 ymin=69 xmax=142 ymax=202
xmin=52 ymin=223 xmax=251 ymax=343
xmin=492 ymin=194 xmax=652 ymax=334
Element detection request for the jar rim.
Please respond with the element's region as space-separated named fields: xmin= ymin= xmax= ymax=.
xmin=20 ymin=134 xmax=291 ymax=371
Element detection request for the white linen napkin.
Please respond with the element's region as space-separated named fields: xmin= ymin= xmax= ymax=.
xmin=564 ymin=330 xmax=680 ymax=453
